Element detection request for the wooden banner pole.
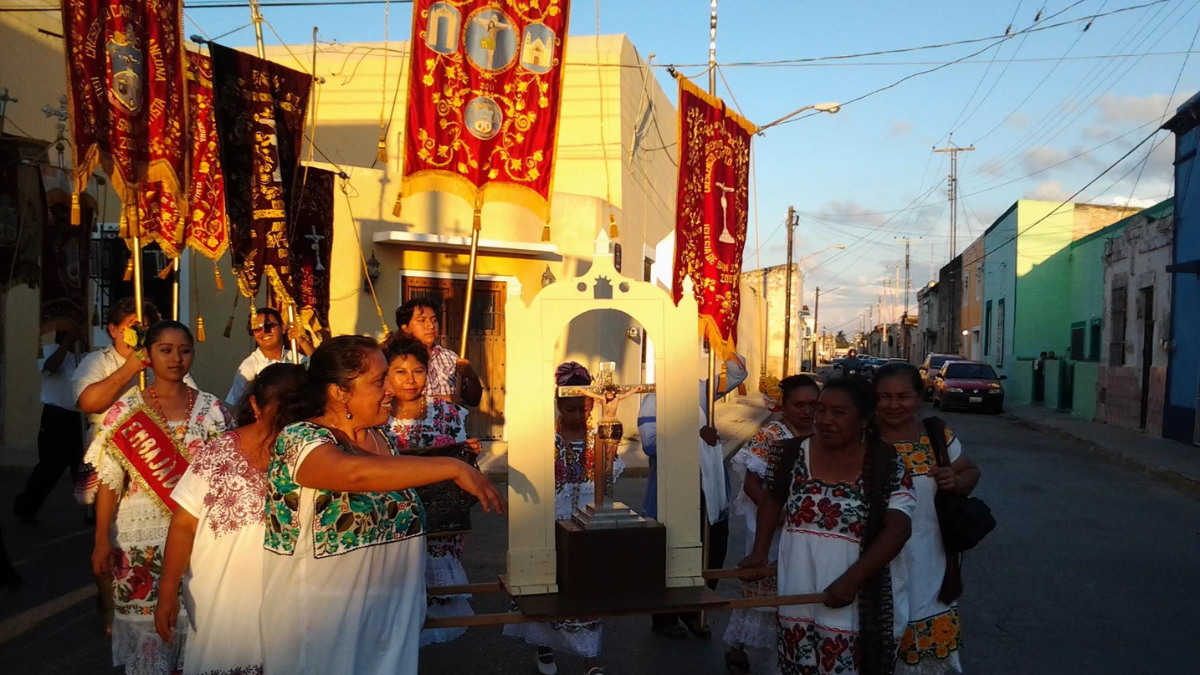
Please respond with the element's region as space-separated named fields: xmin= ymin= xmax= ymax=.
xmin=130 ymin=205 xmax=146 ymax=390
xmin=459 ymin=210 xmax=482 ymax=358
xmin=171 ymin=257 xmax=180 ymax=321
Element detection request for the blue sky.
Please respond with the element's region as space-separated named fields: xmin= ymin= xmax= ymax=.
xmin=184 ymin=0 xmax=1200 ymax=333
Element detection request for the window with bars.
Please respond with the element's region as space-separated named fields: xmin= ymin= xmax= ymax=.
xmin=1110 ymin=284 xmax=1127 ymax=366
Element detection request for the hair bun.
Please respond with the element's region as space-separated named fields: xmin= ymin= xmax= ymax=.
xmin=554 ymin=361 xmax=591 ymax=386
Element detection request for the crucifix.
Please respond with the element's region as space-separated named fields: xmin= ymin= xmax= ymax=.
xmin=0 ymin=88 xmax=17 ymax=135
xmin=43 ymin=95 xmax=69 ymax=169
xmin=304 ymin=225 xmax=325 ymax=271
xmin=714 ymin=181 xmax=736 ymax=244
xmin=557 ymin=362 xmax=654 ymax=511
xmin=472 ymin=13 xmax=513 ymax=69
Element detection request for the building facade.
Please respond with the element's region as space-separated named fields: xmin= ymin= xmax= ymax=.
xmin=916 ymin=281 xmax=938 ymax=361
xmin=936 ymin=254 xmax=962 ymax=354
xmin=1164 ymin=96 xmax=1200 ymax=445
xmin=961 ymin=235 xmax=986 ymax=363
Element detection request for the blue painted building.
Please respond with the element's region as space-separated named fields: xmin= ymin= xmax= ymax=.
xmin=1163 ymin=94 xmax=1200 ymax=445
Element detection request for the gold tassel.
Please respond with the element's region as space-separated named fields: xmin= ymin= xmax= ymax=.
xmin=376 ymin=135 xmax=388 ymax=163
xmin=196 ymin=317 xmax=206 ymax=342
xmin=608 ymin=213 xmax=619 ymax=239
xmin=158 ymin=262 xmax=173 ymax=280
xmin=70 ymin=193 xmax=81 ymax=226
xmin=541 ymin=225 xmax=551 ymax=242
xmin=392 ymin=192 xmax=403 ymax=218
xmin=213 ymin=265 xmax=224 ymax=291
xmin=123 ymin=258 xmax=134 ymax=281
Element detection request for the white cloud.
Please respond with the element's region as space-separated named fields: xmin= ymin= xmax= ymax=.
xmin=1021 ymin=146 xmax=1070 ymax=173
xmin=1096 ymin=93 xmax=1192 ymax=124
xmin=890 ymin=120 xmax=913 ymax=137
xmin=1006 ymin=113 xmax=1031 ymax=130
xmin=1026 ymin=180 xmax=1071 ymax=201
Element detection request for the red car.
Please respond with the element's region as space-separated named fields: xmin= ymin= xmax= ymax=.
xmin=932 ymin=360 xmax=1006 ymax=413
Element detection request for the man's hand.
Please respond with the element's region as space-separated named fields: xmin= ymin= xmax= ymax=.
xmin=121 ymin=348 xmax=149 ymax=375
xmin=455 ymin=359 xmax=478 ymax=378
xmin=700 ymin=425 xmax=720 ymax=447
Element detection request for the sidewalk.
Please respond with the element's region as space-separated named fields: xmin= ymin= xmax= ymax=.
xmin=1003 ymin=404 xmax=1200 ymax=497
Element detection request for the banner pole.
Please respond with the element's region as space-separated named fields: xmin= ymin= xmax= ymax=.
xmin=287 ymin=304 xmax=300 ymax=363
xmin=130 ymin=206 xmax=146 ymax=390
xmin=171 ymin=257 xmax=180 ymax=321
xmin=701 ymin=0 xmax=719 ymax=631
xmin=459 ymin=210 xmax=482 ymax=358
xmin=249 ymin=0 xmax=267 ymax=59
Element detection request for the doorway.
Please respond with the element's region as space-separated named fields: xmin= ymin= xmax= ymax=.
xmin=1139 ymin=287 xmax=1154 ymax=429
xmin=402 ymin=276 xmax=507 ymax=440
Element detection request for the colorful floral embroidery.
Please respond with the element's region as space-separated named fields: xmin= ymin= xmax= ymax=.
xmin=784 ymin=447 xmax=913 ymax=542
xmin=894 ymin=427 xmax=954 ymax=477
xmin=113 ymin=544 xmax=164 ymax=614
xmin=388 ymin=398 xmax=467 ymax=450
xmin=899 ymin=607 xmax=962 ymax=664
xmin=266 ymin=422 xmax=426 ymax=557
xmin=195 ymin=667 xmax=263 ymax=675
xmin=555 ymin=433 xmax=596 ymax=492
xmin=193 ymin=431 xmax=268 ymax=537
xmin=778 ymin=618 xmax=858 ymax=675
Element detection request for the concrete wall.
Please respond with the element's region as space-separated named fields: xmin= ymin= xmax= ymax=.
xmin=1166 ymin=120 xmax=1200 ymax=444
xmin=1072 ymin=361 xmax=1099 ymax=420
xmin=961 ymin=236 xmax=986 ymax=361
xmin=1014 ymin=200 xmax=1077 ymax=361
xmin=983 ymin=211 xmax=1016 ymax=382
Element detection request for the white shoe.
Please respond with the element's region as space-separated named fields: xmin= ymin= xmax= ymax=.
xmin=536 ymin=651 xmax=557 ymax=675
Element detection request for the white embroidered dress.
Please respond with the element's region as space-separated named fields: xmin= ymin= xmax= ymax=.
xmin=776 ymin=439 xmax=916 ymax=675
xmin=87 ymin=389 xmax=230 ymax=675
xmin=386 ymin=397 xmax=474 ymax=646
xmin=725 ymin=420 xmax=794 ymax=667
xmin=171 ymin=430 xmax=269 ymax=675
xmin=261 ymin=422 xmax=427 ymax=675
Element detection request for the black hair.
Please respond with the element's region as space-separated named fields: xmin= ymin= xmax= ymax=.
xmin=381 ymin=334 xmax=430 ymax=368
xmin=234 ymin=363 xmax=315 ymax=437
xmin=395 ymin=297 xmax=441 ymax=330
xmin=559 ymin=372 xmax=590 ymax=387
xmin=108 ymin=297 xmax=160 ymax=327
xmin=247 ymin=307 xmax=284 ymax=334
xmin=820 ymin=376 xmax=876 ymax=428
xmin=305 ymin=335 xmax=381 ymax=411
xmin=780 ymin=374 xmax=820 ymax=400
xmin=872 ymin=362 xmax=924 ymax=396
xmin=145 ymin=320 xmax=194 ymax=348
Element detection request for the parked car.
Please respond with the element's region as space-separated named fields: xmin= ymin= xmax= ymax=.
xmin=932 ymin=360 xmax=1006 ymax=413
xmin=920 ymin=353 xmax=966 ymax=398
xmin=861 ymin=357 xmax=889 ymax=380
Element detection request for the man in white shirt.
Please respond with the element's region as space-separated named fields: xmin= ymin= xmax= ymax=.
xmin=226 ymin=307 xmax=311 ymax=408
xmin=395 ymin=298 xmax=483 ymax=407
xmin=13 ymin=331 xmax=85 ymax=523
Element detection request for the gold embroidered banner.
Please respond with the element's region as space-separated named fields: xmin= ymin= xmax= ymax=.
xmin=399 ymin=0 xmax=571 ymax=223
xmin=61 ymin=0 xmax=187 ymax=223
xmin=672 ymin=77 xmax=756 ymax=358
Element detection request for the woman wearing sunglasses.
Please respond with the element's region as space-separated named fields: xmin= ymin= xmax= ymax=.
xmin=225 ymin=307 xmax=313 ymax=408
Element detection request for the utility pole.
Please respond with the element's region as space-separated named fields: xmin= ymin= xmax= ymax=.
xmin=782 ymin=206 xmax=797 ymax=375
xmin=0 ymin=88 xmax=16 ymax=135
xmin=896 ymin=238 xmax=920 ymax=362
xmin=810 ymin=286 xmax=820 ymax=368
xmin=933 ymin=135 xmax=975 ymax=259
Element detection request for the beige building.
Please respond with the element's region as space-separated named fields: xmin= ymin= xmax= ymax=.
xmin=0 ymin=16 xmax=687 ymax=468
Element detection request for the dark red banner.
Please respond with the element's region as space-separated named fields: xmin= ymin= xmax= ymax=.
xmin=61 ymin=0 xmax=187 ymax=221
xmin=672 ymin=77 xmax=756 ymax=358
xmin=41 ymin=166 xmax=94 ymax=337
xmin=399 ymin=0 xmax=571 ymax=223
xmin=289 ymin=166 xmax=334 ymax=340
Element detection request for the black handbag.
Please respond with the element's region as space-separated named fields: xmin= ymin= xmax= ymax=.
xmin=407 ymin=442 xmax=479 ymax=535
xmin=924 ymin=417 xmax=995 ymax=553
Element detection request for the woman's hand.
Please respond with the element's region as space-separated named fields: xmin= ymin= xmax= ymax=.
xmin=737 ymin=552 xmax=770 ymax=580
xmin=823 ymin=572 xmax=861 ymax=608
xmin=464 ymin=438 xmax=482 ymax=455
xmin=154 ymin=587 xmax=180 ymax=642
xmin=91 ymin=538 xmax=116 ymax=578
xmin=928 ymin=466 xmax=959 ymax=492
xmin=454 ymin=464 xmax=506 ymax=514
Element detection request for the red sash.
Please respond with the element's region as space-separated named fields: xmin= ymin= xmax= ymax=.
xmin=110 ymin=409 xmax=190 ymax=514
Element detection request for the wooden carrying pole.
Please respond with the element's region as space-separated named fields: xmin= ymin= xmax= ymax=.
xmin=130 ymin=207 xmax=146 ymax=390
xmin=459 ymin=210 xmax=482 ymax=357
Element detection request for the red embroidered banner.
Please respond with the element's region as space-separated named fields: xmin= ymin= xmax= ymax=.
xmin=399 ymin=0 xmax=571 ymax=223
xmin=671 ymin=77 xmax=756 ymax=358
xmin=129 ymin=51 xmax=229 ymax=260
xmin=61 ymin=0 xmax=187 ymax=222
xmin=289 ymin=166 xmax=334 ymax=340
xmin=110 ymin=409 xmax=191 ymax=515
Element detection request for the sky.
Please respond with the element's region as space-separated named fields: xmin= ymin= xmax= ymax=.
xmin=180 ymin=0 xmax=1200 ymax=335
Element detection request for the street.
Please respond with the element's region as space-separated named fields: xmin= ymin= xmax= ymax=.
xmin=1 ymin=409 xmax=1197 ymax=674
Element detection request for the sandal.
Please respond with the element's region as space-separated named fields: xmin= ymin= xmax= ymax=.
xmin=536 ymin=647 xmax=557 ymax=675
xmin=725 ymin=648 xmax=751 ymax=675
xmin=585 ymin=668 xmax=606 ymax=675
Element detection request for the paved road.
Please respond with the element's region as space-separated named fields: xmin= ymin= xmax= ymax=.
xmin=2 ymin=409 xmax=1197 ymax=674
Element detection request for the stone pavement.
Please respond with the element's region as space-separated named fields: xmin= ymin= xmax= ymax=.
xmin=1004 ymin=403 xmax=1200 ymax=497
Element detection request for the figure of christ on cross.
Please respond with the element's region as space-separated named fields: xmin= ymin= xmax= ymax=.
xmin=472 ymin=13 xmax=513 ymax=70
xmin=714 ymin=181 xmax=737 ymax=244
xmin=557 ymin=362 xmax=654 ymax=511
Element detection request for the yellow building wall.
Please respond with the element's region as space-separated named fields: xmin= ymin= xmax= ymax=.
xmin=960 ymin=236 xmax=985 ymax=361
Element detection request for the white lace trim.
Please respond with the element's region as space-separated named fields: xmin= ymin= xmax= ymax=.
xmin=723 ymin=606 xmax=777 ymax=650
xmin=895 ymin=652 xmax=963 ymax=675
xmin=111 ymin=611 xmax=187 ymax=674
xmin=730 ymin=447 xmax=769 ymax=478
xmin=503 ymin=621 xmax=602 ymax=658
xmin=426 ymin=552 xmax=470 ymax=594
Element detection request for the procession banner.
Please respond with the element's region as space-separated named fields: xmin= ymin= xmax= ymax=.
xmin=671 ymin=77 xmax=756 ymax=358
xmin=289 ymin=166 xmax=334 ymax=339
xmin=41 ymin=166 xmax=94 ymax=336
xmin=0 ymin=135 xmax=49 ymax=292
xmin=61 ymin=0 xmax=187 ymax=223
xmin=399 ymin=0 xmax=571 ymax=223
xmin=129 ymin=51 xmax=229 ymax=260
xmin=108 ymin=407 xmax=191 ymax=515
xmin=209 ymin=43 xmax=309 ymax=305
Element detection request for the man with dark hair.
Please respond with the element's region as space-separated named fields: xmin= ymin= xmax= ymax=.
xmin=396 ymin=298 xmax=483 ymax=407
xmin=13 ymin=330 xmax=85 ymax=523
xmin=225 ymin=307 xmax=311 ymax=407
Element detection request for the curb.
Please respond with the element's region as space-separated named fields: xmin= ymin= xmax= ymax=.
xmin=1002 ymin=413 xmax=1200 ymax=499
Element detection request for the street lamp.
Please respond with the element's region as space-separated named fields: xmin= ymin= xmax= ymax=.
xmin=759 ymin=101 xmax=843 ymax=132
xmin=811 ymin=286 xmax=847 ymax=367
xmin=800 ymin=244 xmax=847 ymax=268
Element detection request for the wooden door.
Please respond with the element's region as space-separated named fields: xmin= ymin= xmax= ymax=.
xmin=403 ymin=277 xmax=507 ymax=440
